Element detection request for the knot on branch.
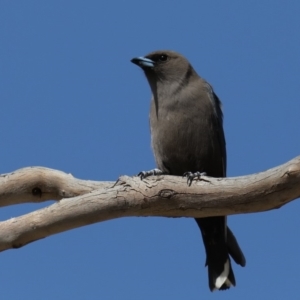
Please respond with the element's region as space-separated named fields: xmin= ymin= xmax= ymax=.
xmin=32 ymin=187 xmax=42 ymax=197
xmin=159 ymin=189 xmax=176 ymax=198
xmin=285 ymin=163 xmax=300 ymax=177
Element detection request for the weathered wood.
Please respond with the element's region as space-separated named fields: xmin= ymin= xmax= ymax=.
xmin=0 ymin=167 xmax=110 ymax=206
xmin=0 ymin=156 xmax=299 ymax=252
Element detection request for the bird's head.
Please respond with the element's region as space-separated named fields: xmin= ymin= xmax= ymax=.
xmin=131 ymin=50 xmax=194 ymax=84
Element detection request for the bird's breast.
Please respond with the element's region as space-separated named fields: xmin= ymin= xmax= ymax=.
xmin=150 ymin=111 xmax=213 ymax=175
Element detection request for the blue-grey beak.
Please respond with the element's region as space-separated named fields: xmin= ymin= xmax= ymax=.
xmin=131 ymin=56 xmax=155 ymax=68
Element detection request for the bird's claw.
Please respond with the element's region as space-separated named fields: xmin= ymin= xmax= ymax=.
xmin=138 ymin=168 xmax=164 ymax=180
xmin=183 ymin=171 xmax=207 ymax=186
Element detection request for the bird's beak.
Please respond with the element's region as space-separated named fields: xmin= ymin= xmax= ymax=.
xmin=131 ymin=56 xmax=155 ymax=68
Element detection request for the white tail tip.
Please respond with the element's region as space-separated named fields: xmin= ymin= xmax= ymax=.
xmin=215 ymin=259 xmax=232 ymax=289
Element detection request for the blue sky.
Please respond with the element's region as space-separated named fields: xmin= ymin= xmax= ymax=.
xmin=0 ymin=1 xmax=300 ymax=299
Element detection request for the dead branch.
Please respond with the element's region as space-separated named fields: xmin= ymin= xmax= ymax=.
xmin=0 ymin=156 xmax=299 ymax=252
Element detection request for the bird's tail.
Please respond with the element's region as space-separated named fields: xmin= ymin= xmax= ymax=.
xmin=207 ymin=256 xmax=235 ymax=291
xmin=227 ymin=226 xmax=246 ymax=267
xmin=195 ymin=216 xmax=236 ymax=291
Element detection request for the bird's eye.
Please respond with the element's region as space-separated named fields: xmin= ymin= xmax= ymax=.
xmin=159 ymin=54 xmax=168 ymax=62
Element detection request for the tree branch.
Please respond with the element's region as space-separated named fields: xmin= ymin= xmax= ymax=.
xmin=0 ymin=156 xmax=299 ymax=252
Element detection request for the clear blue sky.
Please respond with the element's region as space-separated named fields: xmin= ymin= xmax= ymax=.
xmin=1 ymin=1 xmax=300 ymax=299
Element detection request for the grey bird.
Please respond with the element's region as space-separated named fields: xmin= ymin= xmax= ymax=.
xmin=131 ymin=50 xmax=246 ymax=291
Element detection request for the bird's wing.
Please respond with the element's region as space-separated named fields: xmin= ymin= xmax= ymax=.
xmin=205 ymin=83 xmax=227 ymax=176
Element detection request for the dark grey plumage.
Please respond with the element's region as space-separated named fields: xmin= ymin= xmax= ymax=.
xmin=131 ymin=50 xmax=245 ymax=291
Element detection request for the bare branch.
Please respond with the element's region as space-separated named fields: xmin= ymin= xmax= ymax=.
xmin=0 ymin=156 xmax=299 ymax=252
xmin=0 ymin=167 xmax=111 ymax=207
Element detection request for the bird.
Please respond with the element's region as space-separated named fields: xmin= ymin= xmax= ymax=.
xmin=131 ymin=50 xmax=246 ymax=291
